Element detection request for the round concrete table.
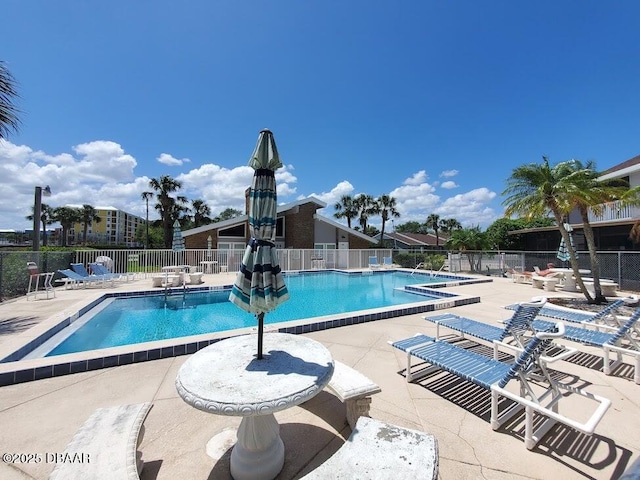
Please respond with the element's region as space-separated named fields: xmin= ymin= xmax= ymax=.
xmin=175 ymin=333 xmax=334 ymax=480
xmin=550 ymin=268 xmax=591 ymax=292
xmin=199 ymin=260 xmax=218 ymax=274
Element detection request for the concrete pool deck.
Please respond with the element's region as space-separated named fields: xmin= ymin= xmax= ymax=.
xmin=0 ymin=271 xmax=639 ymax=479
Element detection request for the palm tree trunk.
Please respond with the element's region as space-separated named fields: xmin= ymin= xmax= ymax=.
xmin=553 ymin=211 xmax=593 ymax=302
xmin=579 ymin=208 xmax=606 ymax=304
xmin=379 ymin=219 xmax=386 ymax=247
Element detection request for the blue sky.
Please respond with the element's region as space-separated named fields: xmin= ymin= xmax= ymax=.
xmin=2 ymin=1 xmax=640 ymax=232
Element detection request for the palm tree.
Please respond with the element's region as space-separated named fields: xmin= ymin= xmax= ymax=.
xmin=79 ymin=204 xmax=102 ymax=245
xmin=148 ymin=175 xmax=187 ymax=248
xmin=425 ymin=214 xmax=441 ymax=247
xmin=169 ymin=201 xmax=190 ymax=228
xmin=376 ymin=194 xmax=400 ymax=247
xmin=333 ymin=195 xmax=359 ymax=228
xmin=191 ymin=199 xmax=212 ymax=227
xmin=354 ymin=194 xmax=379 ymax=233
xmin=439 ymin=218 xmax=462 ymax=242
xmin=141 ymin=191 xmax=153 ymax=249
xmin=630 ymin=220 xmax=640 ymax=245
xmin=502 ymin=156 xmax=593 ymax=301
xmin=555 ymin=159 xmax=637 ymax=303
xmin=52 ymin=206 xmax=81 ymax=247
xmin=445 ymin=226 xmax=489 ymax=272
xmin=0 ymin=61 xmax=21 ymax=139
xmin=26 ymin=203 xmax=55 ymax=247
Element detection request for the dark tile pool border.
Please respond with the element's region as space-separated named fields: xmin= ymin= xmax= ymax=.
xmin=0 ymin=271 xmax=487 ymax=386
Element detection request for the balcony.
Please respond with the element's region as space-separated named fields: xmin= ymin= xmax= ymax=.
xmin=587 ymin=200 xmax=640 ymax=224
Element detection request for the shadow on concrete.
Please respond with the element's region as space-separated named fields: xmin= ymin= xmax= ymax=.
xmin=0 ymin=316 xmax=39 ymax=336
xmin=203 ymin=423 xmax=342 ymax=480
xmin=406 ymin=366 xmax=627 ymax=478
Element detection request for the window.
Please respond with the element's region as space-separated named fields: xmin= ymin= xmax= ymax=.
xmin=276 ymin=217 xmax=285 ymax=237
xmin=218 ymin=242 xmax=247 ymax=250
xmin=313 ymin=243 xmax=336 ymax=251
xmin=219 ymin=224 xmax=246 ymax=237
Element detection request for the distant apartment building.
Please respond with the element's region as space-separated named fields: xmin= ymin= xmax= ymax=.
xmin=66 ymin=205 xmax=146 ymax=246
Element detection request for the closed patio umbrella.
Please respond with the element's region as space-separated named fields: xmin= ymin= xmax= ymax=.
xmin=172 ymin=219 xmax=186 ymax=265
xmin=557 ymin=223 xmax=577 ymax=264
xmin=229 ymin=129 xmax=290 ymax=359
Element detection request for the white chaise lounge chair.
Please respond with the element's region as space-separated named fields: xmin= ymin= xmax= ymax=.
xmin=390 ymin=322 xmax=611 ymax=449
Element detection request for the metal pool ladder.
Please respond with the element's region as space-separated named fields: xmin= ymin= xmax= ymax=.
xmin=410 ymin=262 xmax=424 ymax=276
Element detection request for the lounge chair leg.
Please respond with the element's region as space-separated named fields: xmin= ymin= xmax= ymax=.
xmin=524 ymin=406 xmax=535 ymax=450
xmin=635 ymin=357 xmax=640 ymax=385
xmin=490 ymin=390 xmax=499 ymax=430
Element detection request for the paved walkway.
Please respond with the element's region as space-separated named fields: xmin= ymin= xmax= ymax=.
xmin=0 ymin=273 xmax=638 ymax=479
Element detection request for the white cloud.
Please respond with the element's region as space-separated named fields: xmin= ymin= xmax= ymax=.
xmin=0 ymin=139 xmax=303 ymax=229
xmin=0 ymin=140 xmax=144 ymax=229
xmin=0 ymin=140 xmax=32 ymax=165
xmin=72 ymin=141 xmax=137 ymax=182
xmin=305 ymin=180 xmax=355 ymax=216
xmin=275 ymin=164 xmax=297 ymax=197
xmin=0 ymin=138 xmax=500 ymax=233
xmin=404 ymin=170 xmax=427 ymax=186
xmin=436 ymin=188 xmax=498 ymax=226
xmin=440 ymin=169 xmax=459 ymax=178
xmin=391 ymin=183 xmax=438 ymax=206
xmin=157 ymin=153 xmax=190 ymax=166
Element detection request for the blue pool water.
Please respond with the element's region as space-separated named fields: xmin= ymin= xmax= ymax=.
xmin=46 ymin=271 xmax=448 ymax=356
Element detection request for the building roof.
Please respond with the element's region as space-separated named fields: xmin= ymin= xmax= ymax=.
xmin=378 ymin=231 xmax=446 ymax=247
xmin=65 ymin=205 xmax=120 ymax=211
xmin=279 ymin=196 xmax=326 ymax=212
xmin=183 ymin=214 xmax=248 ymax=236
xmin=183 ymin=196 xmax=330 ymax=237
xmin=599 ymin=154 xmax=640 ymax=181
xmin=313 ymin=214 xmax=377 ymax=243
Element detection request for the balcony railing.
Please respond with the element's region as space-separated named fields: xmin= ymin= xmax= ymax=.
xmin=587 ymin=201 xmax=640 ymax=223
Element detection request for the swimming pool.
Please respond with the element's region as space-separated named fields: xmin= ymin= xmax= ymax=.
xmin=0 ymin=270 xmax=490 ymax=386
xmin=39 ymin=271 xmax=449 ymax=357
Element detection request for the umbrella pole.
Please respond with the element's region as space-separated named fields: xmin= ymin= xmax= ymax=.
xmin=257 ymin=312 xmax=264 ymax=359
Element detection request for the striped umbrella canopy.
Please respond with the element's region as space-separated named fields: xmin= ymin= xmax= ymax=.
xmin=229 ymin=129 xmax=290 ymax=359
xmin=557 ymin=223 xmax=577 ymax=263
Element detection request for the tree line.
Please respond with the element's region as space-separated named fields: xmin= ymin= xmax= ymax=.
xmin=26 ymin=204 xmax=103 ymax=247
xmin=139 ymin=175 xmax=242 ymax=249
xmin=24 ymin=175 xmax=242 ymax=248
xmin=333 ymin=194 xmax=465 ymax=247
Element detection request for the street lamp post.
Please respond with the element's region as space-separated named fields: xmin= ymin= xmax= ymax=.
xmin=141 ymin=191 xmax=153 ymax=249
xmin=391 ymin=220 xmax=397 ymax=249
xmin=145 ymin=198 xmax=150 ymax=249
xmin=32 ymin=185 xmax=51 ymax=251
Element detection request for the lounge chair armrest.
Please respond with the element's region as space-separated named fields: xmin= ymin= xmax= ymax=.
xmin=491 ymin=384 xmax=611 ymax=436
